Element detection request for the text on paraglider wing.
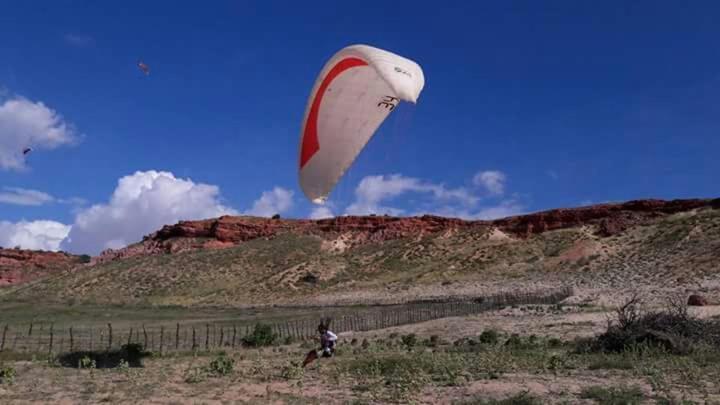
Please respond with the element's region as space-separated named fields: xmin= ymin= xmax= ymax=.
xmin=394 ymin=66 xmax=412 ymax=77
xmin=378 ymin=95 xmax=399 ymax=111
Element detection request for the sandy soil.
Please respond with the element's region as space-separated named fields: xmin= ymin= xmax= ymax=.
xmin=1 ymin=300 xmax=719 ymax=404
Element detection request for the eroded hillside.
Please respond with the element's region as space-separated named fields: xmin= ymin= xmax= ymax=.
xmin=4 ymin=199 xmax=718 ymax=307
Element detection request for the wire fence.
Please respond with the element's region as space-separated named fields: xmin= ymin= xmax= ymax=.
xmin=0 ymin=286 xmax=573 ymax=355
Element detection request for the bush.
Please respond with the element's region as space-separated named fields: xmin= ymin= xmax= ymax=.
xmin=0 ymin=364 xmax=16 ymax=384
xmin=401 ymin=334 xmax=417 ymax=349
xmin=582 ymin=294 xmax=720 ymax=355
xmin=580 ymin=385 xmax=644 ymax=404
xmin=242 ymin=323 xmax=278 ymax=347
xmin=207 ymin=353 xmax=234 ymax=376
xmin=57 ymin=343 xmax=150 ymax=369
xmin=479 ymin=329 xmax=500 ymax=345
xmin=455 ymin=391 xmax=542 ymax=405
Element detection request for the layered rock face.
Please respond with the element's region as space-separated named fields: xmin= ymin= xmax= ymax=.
xmin=0 ymin=248 xmax=81 ymax=286
xmin=95 ymin=198 xmax=717 ymax=263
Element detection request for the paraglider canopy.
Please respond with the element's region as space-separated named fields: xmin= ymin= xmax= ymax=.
xmin=297 ymin=44 xmax=425 ymax=204
xmin=137 ymin=60 xmax=150 ymax=75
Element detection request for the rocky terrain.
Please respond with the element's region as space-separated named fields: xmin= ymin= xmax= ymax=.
xmin=1 ymin=197 xmax=716 ymax=308
xmin=94 ymin=198 xmax=718 ymax=263
xmin=0 ymin=248 xmax=84 ymax=287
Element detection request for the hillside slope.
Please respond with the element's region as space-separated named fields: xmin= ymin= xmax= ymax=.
xmin=3 ymin=198 xmax=718 ymax=307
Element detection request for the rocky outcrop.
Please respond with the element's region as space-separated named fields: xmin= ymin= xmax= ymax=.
xmin=94 ymin=198 xmax=716 ymax=263
xmin=492 ymin=199 xmax=712 ymax=237
xmin=0 ymin=248 xmax=82 ymax=286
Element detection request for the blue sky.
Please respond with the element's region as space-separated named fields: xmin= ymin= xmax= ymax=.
xmin=1 ymin=1 xmax=718 ymax=254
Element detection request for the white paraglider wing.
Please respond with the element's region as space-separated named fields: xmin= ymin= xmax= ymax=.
xmin=298 ymin=45 xmax=425 ymax=204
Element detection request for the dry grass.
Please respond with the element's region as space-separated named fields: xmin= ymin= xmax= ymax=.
xmin=1 ymin=207 xmax=717 ymax=310
xmin=1 ymin=301 xmax=719 ymax=404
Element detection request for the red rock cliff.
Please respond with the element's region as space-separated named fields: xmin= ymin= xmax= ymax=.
xmin=0 ymin=248 xmax=82 ymax=286
xmin=95 ymin=198 xmax=717 ymax=263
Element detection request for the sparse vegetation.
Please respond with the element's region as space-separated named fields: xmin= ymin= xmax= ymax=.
xmin=580 ymin=385 xmax=644 ymax=404
xmin=0 ymin=364 xmax=16 ymax=384
xmin=242 ymin=323 xmax=278 ymax=347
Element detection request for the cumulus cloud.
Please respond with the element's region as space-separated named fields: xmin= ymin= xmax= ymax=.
xmin=0 ymin=220 xmax=71 ymax=251
xmin=61 ymin=170 xmax=238 ymax=255
xmin=0 ymin=95 xmax=78 ymax=170
xmin=309 ymin=205 xmax=335 ymax=219
xmin=473 ymin=170 xmax=506 ymax=195
xmin=345 ymin=174 xmax=478 ymax=216
xmin=340 ymin=171 xmax=525 ymax=220
xmin=0 ymin=187 xmax=54 ymax=206
xmin=244 ymin=187 xmax=294 ymax=217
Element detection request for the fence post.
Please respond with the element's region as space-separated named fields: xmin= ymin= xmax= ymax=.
xmin=192 ymin=327 xmax=197 ymax=351
xmin=69 ymin=327 xmax=74 ymax=352
xmin=176 ymin=324 xmax=180 ymax=351
xmin=128 ymin=328 xmax=133 ymax=346
xmin=205 ymin=324 xmax=210 ymax=351
xmin=232 ymin=325 xmax=237 ymax=348
xmin=160 ymin=326 xmax=165 ymax=356
xmin=108 ymin=323 xmax=113 ymax=351
xmin=48 ymin=323 xmax=54 ymax=358
xmin=219 ymin=327 xmax=224 ymax=347
xmin=1 ymin=324 xmax=7 ymax=351
xmin=143 ymin=324 xmax=148 ymax=349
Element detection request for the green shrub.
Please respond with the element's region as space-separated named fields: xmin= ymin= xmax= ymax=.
xmin=479 ymin=329 xmax=500 ymax=345
xmin=0 ymin=364 xmax=16 ymax=384
xmin=580 ymin=385 xmax=644 ymax=404
xmin=242 ymin=323 xmax=278 ymax=347
xmin=401 ymin=334 xmax=417 ymax=349
xmin=207 ymin=353 xmax=234 ymax=376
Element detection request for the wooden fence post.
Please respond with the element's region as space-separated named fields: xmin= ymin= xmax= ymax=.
xmin=232 ymin=325 xmax=237 ymax=348
xmin=1 ymin=325 xmax=7 ymax=351
xmin=205 ymin=324 xmax=210 ymax=351
xmin=48 ymin=324 xmax=54 ymax=357
xmin=192 ymin=327 xmax=197 ymax=351
xmin=176 ymin=323 xmax=180 ymax=351
xmin=128 ymin=327 xmax=133 ymax=346
xmin=219 ymin=327 xmax=224 ymax=347
xmin=69 ymin=327 xmax=74 ymax=352
xmin=108 ymin=323 xmax=113 ymax=351
xmin=160 ymin=326 xmax=165 ymax=355
xmin=142 ymin=324 xmax=148 ymax=349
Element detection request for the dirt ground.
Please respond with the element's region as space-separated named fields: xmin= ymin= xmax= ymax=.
xmin=1 ymin=297 xmax=720 ymax=404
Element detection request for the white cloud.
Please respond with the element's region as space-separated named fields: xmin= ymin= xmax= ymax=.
xmin=546 ymin=170 xmax=559 ymax=180
xmin=63 ymin=34 xmax=95 ymax=47
xmin=0 ymin=220 xmax=71 ymax=251
xmin=61 ymin=170 xmax=238 ymax=255
xmin=345 ymin=174 xmax=478 ymax=216
xmin=341 ymin=172 xmax=525 ymax=220
xmin=473 ymin=170 xmax=506 ymax=195
xmin=0 ymin=187 xmax=54 ymax=206
xmin=0 ymin=95 xmax=78 ymax=171
xmin=309 ymin=205 xmax=335 ymax=219
xmin=244 ymin=187 xmax=294 ymax=217
xmin=412 ymin=199 xmax=525 ymax=220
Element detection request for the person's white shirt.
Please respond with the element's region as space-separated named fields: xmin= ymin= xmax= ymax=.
xmin=323 ymin=330 xmax=337 ymax=342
